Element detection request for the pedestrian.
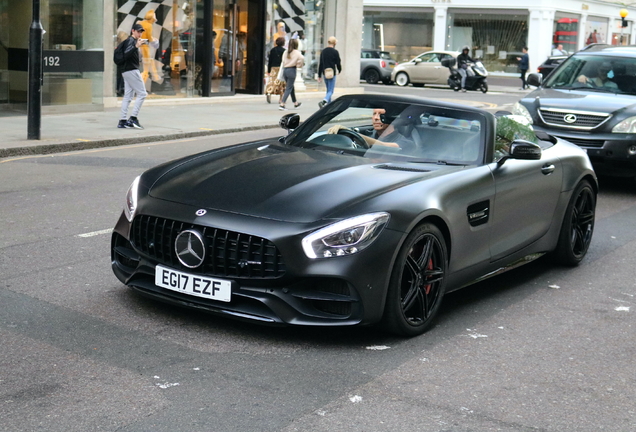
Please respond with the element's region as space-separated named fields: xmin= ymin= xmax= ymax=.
xmin=552 ymin=44 xmax=567 ymax=56
xmin=265 ymin=37 xmax=286 ymax=104
xmin=117 ymin=22 xmax=148 ymax=129
xmin=517 ymin=47 xmax=529 ymax=90
xmin=457 ymin=46 xmax=475 ymax=92
xmin=278 ymin=38 xmax=304 ymax=110
xmin=317 ymin=36 xmax=342 ymax=108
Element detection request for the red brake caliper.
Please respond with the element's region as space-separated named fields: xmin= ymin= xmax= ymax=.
xmin=424 ymin=258 xmax=433 ymax=295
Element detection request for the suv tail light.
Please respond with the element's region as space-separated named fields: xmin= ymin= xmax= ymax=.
xmin=380 ymin=60 xmax=386 ymax=68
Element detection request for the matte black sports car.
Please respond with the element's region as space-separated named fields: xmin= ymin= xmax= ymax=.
xmin=111 ymin=94 xmax=597 ymax=336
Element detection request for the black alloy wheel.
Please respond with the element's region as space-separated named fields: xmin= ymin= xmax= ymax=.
xmin=364 ymin=69 xmax=380 ymax=84
xmin=554 ymin=180 xmax=596 ymax=266
xmin=383 ymin=223 xmax=448 ymax=336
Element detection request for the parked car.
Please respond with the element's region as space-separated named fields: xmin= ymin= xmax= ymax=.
xmin=360 ymin=49 xmax=396 ymax=84
xmin=515 ymin=45 xmax=636 ymax=179
xmin=112 ymin=94 xmax=597 ymax=337
xmin=391 ymin=51 xmax=457 ymax=87
xmin=537 ymin=55 xmax=567 ymax=78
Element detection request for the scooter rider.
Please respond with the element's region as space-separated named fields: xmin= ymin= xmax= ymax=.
xmin=457 ymin=46 xmax=475 ymax=92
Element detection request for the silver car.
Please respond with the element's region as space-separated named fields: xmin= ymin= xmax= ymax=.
xmin=360 ymin=50 xmax=397 ymax=84
xmin=391 ymin=51 xmax=458 ymax=87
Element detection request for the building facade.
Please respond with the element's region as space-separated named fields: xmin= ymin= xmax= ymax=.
xmin=0 ymin=0 xmax=362 ymax=113
xmin=363 ymin=0 xmax=636 ymax=75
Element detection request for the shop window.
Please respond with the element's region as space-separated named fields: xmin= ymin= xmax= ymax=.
xmin=449 ymin=12 xmax=528 ymax=74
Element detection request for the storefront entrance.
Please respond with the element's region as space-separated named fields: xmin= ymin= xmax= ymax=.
xmin=115 ymin=0 xmax=264 ymax=99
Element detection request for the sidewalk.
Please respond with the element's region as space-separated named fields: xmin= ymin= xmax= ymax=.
xmin=0 ymin=81 xmax=528 ymax=159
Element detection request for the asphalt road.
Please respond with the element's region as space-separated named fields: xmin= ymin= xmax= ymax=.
xmin=1 ymin=98 xmax=635 ymax=431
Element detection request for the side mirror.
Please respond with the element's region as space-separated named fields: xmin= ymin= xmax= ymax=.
xmin=279 ymin=113 xmax=300 ymax=132
xmin=413 ymin=58 xmax=422 ymax=64
xmin=527 ymin=73 xmax=542 ymax=87
xmin=510 ymin=140 xmax=542 ymax=160
xmin=497 ymin=140 xmax=542 ymax=165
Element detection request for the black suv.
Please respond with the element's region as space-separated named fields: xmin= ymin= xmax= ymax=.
xmin=514 ymin=45 xmax=636 ymax=178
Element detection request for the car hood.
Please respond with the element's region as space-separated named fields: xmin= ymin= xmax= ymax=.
xmin=526 ymin=87 xmax=636 ymax=113
xmin=148 ymin=143 xmax=451 ymax=223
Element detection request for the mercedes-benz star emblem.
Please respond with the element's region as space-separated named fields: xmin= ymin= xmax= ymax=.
xmin=564 ymin=114 xmax=577 ymax=124
xmin=175 ymin=230 xmax=206 ymax=268
xmin=195 ymin=209 xmax=207 ymax=216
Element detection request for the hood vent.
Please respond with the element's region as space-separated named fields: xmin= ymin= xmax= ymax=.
xmin=374 ymin=164 xmax=431 ymax=173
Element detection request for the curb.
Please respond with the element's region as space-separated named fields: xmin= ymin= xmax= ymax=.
xmin=0 ymin=123 xmax=280 ymax=159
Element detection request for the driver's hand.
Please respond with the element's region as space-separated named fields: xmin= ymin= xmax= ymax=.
xmin=327 ymin=125 xmax=348 ymax=134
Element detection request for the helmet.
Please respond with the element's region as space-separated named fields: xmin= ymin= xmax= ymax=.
xmin=462 ymin=46 xmax=470 ymax=52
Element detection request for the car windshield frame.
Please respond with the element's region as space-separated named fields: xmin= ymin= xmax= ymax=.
xmin=282 ymin=97 xmax=489 ymax=166
xmin=543 ymin=54 xmax=636 ymax=95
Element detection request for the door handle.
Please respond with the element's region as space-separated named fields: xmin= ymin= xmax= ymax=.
xmin=541 ymin=164 xmax=555 ymax=175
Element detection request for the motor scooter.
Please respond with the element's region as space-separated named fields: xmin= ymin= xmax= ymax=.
xmin=441 ymin=57 xmax=488 ymax=93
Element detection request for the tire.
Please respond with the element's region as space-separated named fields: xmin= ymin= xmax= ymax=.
xmin=364 ymin=69 xmax=380 ymax=84
xmin=383 ymin=223 xmax=448 ymax=336
xmin=553 ymin=180 xmax=596 ymax=266
xmin=395 ymin=72 xmax=410 ymax=87
xmin=480 ymin=82 xmax=488 ymax=93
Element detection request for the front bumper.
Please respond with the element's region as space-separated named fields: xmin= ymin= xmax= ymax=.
xmin=111 ymin=208 xmax=402 ymax=328
xmin=533 ymin=126 xmax=636 ymax=177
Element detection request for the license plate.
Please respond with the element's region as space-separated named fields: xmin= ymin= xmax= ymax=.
xmin=390 ymin=64 xmax=395 ymax=68
xmin=155 ymin=265 xmax=231 ymax=302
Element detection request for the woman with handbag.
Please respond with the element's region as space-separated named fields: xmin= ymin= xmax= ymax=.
xmin=317 ymin=36 xmax=342 ymax=108
xmin=265 ymin=37 xmax=286 ymax=104
xmin=279 ymin=39 xmax=304 ymax=110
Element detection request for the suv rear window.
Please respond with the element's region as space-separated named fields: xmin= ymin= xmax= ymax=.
xmin=544 ymin=54 xmax=636 ymax=95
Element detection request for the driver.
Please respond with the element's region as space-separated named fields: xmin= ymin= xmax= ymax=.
xmin=576 ymin=62 xmax=618 ymax=90
xmin=327 ymin=108 xmax=414 ymax=149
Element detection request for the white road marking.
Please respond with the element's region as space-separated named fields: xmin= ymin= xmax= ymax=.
xmin=77 ymin=228 xmax=113 ymax=238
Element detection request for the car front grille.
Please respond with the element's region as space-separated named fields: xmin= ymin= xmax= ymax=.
xmin=555 ymin=136 xmax=605 ymax=148
xmin=131 ymin=215 xmax=286 ymax=279
xmin=539 ymin=109 xmax=609 ymax=129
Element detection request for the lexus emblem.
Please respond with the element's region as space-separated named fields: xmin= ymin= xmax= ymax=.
xmin=563 ymin=114 xmax=577 ymax=124
xmin=175 ymin=230 xmax=206 ymax=268
xmin=195 ymin=209 xmax=207 ymax=216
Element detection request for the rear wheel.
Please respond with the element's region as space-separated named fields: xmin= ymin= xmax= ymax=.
xmin=395 ymin=72 xmax=410 ymax=87
xmin=479 ymin=82 xmax=488 ymax=93
xmin=383 ymin=223 xmax=448 ymax=336
xmin=554 ymin=180 xmax=596 ymax=266
xmin=364 ymin=69 xmax=380 ymax=84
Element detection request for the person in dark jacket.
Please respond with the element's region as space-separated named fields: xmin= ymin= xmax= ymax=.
xmin=317 ymin=36 xmax=342 ymax=108
xmin=117 ymin=23 xmax=148 ymax=129
xmin=517 ymin=47 xmax=529 ymax=90
xmin=265 ymin=37 xmax=286 ymax=104
xmin=457 ymin=46 xmax=474 ymax=92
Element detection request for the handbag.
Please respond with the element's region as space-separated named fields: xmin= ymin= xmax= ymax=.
xmin=324 ymin=67 xmax=334 ymax=79
xmin=277 ymin=50 xmax=287 ymax=81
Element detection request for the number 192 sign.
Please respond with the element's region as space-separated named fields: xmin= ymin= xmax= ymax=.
xmin=42 ymin=50 xmax=104 ymax=73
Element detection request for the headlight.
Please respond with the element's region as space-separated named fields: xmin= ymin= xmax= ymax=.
xmin=612 ymin=116 xmax=636 ymax=133
xmin=302 ymin=212 xmax=390 ymax=259
xmin=512 ymin=102 xmax=533 ymax=124
xmin=124 ymin=176 xmax=141 ymax=222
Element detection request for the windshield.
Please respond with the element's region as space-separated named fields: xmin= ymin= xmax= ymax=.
xmin=544 ymin=54 xmax=636 ymax=95
xmin=285 ymin=98 xmax=486 ymax=166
